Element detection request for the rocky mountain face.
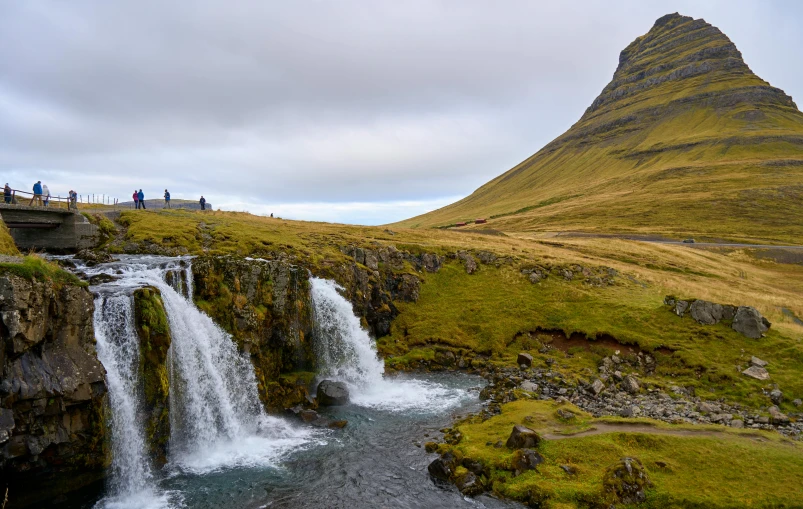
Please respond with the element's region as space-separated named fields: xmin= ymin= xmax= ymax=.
xmin=0 ymin=275 xmax=107 ymax=507
xmin=395 ymin=13 xmax=803 ymax=242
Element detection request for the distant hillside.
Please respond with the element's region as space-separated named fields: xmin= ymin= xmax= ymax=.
xmin=395 ymin=13 xmax=803 ymax=243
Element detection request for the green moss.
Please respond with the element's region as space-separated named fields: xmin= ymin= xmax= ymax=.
xmin=133 ymin=287 xmax=171 ymax=467
xmin=0 ymin=255 xmax=87 ymax=287
xmin=0 ymin=221 xmax=19 ymax=256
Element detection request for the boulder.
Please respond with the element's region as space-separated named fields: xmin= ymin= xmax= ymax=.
xmin=511 ymin=448 xmax=544 ymax=475
xmin=730 ymin=419 xmax=744 ymax=429
xmin=506 ymin=425 xmax=541 ymax=449
xmin=519 ymin=381 xmax=539 ymax=393
xmin=722 ymin=305 xmax=738 ymax=321
xmin=427 ymin=451 xmax=458 ymax=481
xmin=601 ymin=457 xmax=652 ymax=506
xmin=622 ymin=376 xmax=640 ymax=394
xmin=742 ymin=366 xmax=770 ymax=380
xmin=732 ymin=306 xmax=770 ymax=339
xmin=74 ymin=249 xmax=114 ymax=266
xmin=689 ymin=300 xmax=724 ymax=325
xmin=461 ymin=458 xmax=485 ymax=476
xmin=457 ymin=251 xmax=478 ymax=274
xmin=674 ymin=300 xmax=689 ymax=317
xmin=517 ymin=352 xmax=533 ymax=368
xmin=590 ymin=379 xmax=605 ymax=395
xmin=454 ymin=471 xmax=483 ymax=496
xmin=770 ymin=389 xmax=783 ymax=405
xmin=769 ymin=406 xmax=790 ymax=425
xmin=751 ymin=356 xmax=768 ymax=367
xmin=316 ymin=380 xmax=350 ymax=406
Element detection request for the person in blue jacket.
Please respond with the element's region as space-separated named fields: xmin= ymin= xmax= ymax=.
xmin=164 ymin=189 xmax=171 ymax=209
xmin=137 ymin=189 xmax=146 ymax=209
xmin=29 ymin=181 xmax=43 ymax=206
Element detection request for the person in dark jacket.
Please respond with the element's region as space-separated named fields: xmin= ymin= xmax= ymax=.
xmin=199 ymin=196 xmax=206 ymax=211
xmin=3 ymin=184 xmax=11 ymax=204
xmin=29 ymin=181 xmax=43 ymax=206
xmin=138 ymin=189 xmax=146 ymax=209
xmin=133 ymin=190 xmax=139 ymax=209
xmin=164 ymin=189 xmax=171 ymax=209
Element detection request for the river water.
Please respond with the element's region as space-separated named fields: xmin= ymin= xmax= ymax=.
xmin=43 ymin=256 xmax=519 ymax=509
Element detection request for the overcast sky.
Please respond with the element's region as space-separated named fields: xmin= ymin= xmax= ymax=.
xmin=1 ymin=1 xmax=800 ymax=224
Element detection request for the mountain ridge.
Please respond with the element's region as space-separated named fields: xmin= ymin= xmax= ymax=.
xmin=394 ymin=13 xmax=803 ymax=243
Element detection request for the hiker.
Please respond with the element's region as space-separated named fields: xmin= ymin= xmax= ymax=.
xmin=199 ymin=196 xmax=206 ymax=211
xmin=3 ymin=184 xmax=11 ymax=204
xmin=164 ymin=189 xmax=171 ymax=209
xmin=29 ymin=181 xmax=43 ymax=206
xmin=42 ymin=183 xmax=51 ymax=206
xmin=138 ymin=189 xmax=146 ymax=209
xmin=133 ymin=190 xmax=139 ymax=209
xmin=69 ymin=190 xmax=78 ymax=210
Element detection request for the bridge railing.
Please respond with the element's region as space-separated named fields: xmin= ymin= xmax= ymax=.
xmin=3 ymin=188 xmax=119 ymax=209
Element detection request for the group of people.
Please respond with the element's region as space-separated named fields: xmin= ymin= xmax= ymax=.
xmin=2 ymin=181 xmax=79 ymax=209
xmin=132 ymin=189 xmax=208 ymax=210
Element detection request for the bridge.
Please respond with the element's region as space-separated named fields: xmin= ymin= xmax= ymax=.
xmin=0 ymin=204 xmax=100 ymax=251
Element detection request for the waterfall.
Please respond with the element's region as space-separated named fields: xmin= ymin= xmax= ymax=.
xmin=310 ymin=277 xmax=469 ymax=413
xmin=85 ymin=256 xmax=316 ymax=508
xmin=93 ymin=293 xmax=172 ymax=509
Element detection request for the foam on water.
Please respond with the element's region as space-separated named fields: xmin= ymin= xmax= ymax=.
xmin=310 ymin=277 xmax=472 ymax=413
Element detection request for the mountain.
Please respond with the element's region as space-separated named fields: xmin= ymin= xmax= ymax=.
xmin=395 ymin=13 xmax=803 ymax=243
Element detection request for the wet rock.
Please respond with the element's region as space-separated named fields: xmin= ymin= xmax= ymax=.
xmin=424 ymin=442 xmax=439 ymax=453
xmin=751 ymin=356 xmax=768 ymax=367
xmin=428 ymin=451 xmax=458 ymax=481
xmin=732 ymin=306 xmax=770 ymax=338
xmin=316 ymin=380 xmax=350 ymax=406
xmin=601 ymin=457 xmax=652 ymax=506
xmin=506 ymin=425 xmax=541 ymax=449
xmin=511 ymin=448 xmax=544 ymax=475
xmin=74 ymin=249 xmax=114 ymax=266
xmin=462 ymin=458 xmax=485 ymax=476
xmin=88 ymin=273 xmax=119 ymax=285
xmin=689 ymin=300 xmax=724 ymax=325
xmin=454 ymin=471 xmax=483 ymax=496
xmin=299 ymin=409 xmax=320 ymax=423
xmin=327 ymin=420 xmax=348 ymax=429
xmin=742 ymin=366 xmax=770 ymax=380
xmin=517 ymin=352 xmax=533 ymax=368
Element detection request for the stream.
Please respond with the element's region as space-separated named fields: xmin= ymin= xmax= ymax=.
xmin=40 ymin=256 xmax=519 ymax=509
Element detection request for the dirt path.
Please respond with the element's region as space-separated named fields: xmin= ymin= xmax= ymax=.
xmin=541 ymin=422 xmax=774 ymax=442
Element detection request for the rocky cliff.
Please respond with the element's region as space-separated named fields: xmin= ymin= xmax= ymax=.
xmin=0 ymin=274 xmax=107 ymax=507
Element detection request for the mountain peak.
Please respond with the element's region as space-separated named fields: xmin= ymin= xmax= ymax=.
xmin=395 ymin=14 xmax=803 ymax=243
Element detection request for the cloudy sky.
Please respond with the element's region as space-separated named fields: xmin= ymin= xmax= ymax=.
xmin=1 ymin=1 xmax=800 ymax=224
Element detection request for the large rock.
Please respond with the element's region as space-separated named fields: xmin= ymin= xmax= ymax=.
xmin=454 ymin=470 xmax=484 ymax=496
xmin=622 ymin=376 xmax=640 ymax=394
xmin=428 ymin=451 xmax=459 ymax=481
xmin=742 ymin=366 xmax=770 ymax=380
xmin=506 ymin=425 xmax=541 ymax=449
xmin=601 ymin=457 xmax=652 ymax=506
xmin=456 ymin=251 xmax=478 ymax=274
xmin=0 ymin=273 xmax=108 ymax=506
xmin=689 ymin=300 xmax=724 ymax=325
xmin=511 ymin=448 xmax=544 ymax=475
xmin=517 ymin=352 xmax=533 ymax=368
xmin=316 ymin=380 xmax=350 ymax=406
xmin=133 ymin=287 xmax=172 ymax=467
xmin=732 ymin=306 xmax=770 ymax=338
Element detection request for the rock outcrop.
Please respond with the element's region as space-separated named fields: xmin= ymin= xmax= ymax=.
xmin=0 ymin=273 xmax=108 ymax=507
xmin=664 ymin=296 xmax=771 ymax=338
xmin=133 ymin=287 xmax=171 ymax=467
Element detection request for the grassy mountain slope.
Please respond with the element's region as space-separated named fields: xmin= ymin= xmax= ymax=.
xmin=395 ymin=13 xmax=803 ymax=243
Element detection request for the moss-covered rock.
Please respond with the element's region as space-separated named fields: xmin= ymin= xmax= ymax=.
xmin=600 ymin=457 xmax=652 ymax=507
xmin=133 ymin=286 xmax=171 ymax=467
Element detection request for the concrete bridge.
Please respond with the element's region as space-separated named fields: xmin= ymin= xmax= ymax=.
xmin=0 ymin=204 xmax=100 ymax=251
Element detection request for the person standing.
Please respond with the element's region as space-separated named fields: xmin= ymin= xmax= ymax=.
xmin=133 ymin=190 xmax=139 ymax=209
xmin=3 ymin=184 xmax=11 ymax=204
xmin=199 ymin=195 xmax=206 ymax=211
xmin=164 ymin=189 xmax=171 ymax=209
xmin=138 ymin=189 xmax=146 ymax=209
xmin=69 ymin=190 xmax=78 ymax=210
xmin=42 ymin=183 xmax=51 ymax=206
xmin=29 ymin=181 xmax=43 ymax=206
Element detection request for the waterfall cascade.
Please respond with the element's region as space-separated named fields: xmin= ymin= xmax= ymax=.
xmin=310 ymin=277 xmax=468 ymax=412
xmin=85 ymin=256 xmax=314 ymax=509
